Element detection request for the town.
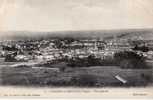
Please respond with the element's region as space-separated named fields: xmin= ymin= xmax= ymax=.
xmin=0 ymin=34 xmax=153 ymax=87
xmin=0 ymin=37 xmax=153 ymax=62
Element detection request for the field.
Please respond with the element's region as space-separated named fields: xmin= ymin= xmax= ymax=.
xmin=0 ymin=57 xmax=153 ymax=87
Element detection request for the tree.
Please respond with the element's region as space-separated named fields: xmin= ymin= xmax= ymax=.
xmin=54 ymin=39 xmax=63 ymax=48
xmin=133 ymin=45 xmax=149 ymax=52
xmin=114 ymin=51 xmax=149 ymax=69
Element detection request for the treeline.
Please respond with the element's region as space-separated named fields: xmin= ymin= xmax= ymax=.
xmin=67 ymin=51 xmax=150 ymax=69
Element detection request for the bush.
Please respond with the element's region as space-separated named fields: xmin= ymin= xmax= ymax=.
xmin=67 ymin=58 xmax=90 ymax=67
xmin=133 ymin=45 xmax=149 ymax=52
xmin=5 ymin=55 xmax=17 ymax=62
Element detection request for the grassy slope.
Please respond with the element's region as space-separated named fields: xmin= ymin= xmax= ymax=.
xmin=0 ymin=65 xmax=152 ymax=87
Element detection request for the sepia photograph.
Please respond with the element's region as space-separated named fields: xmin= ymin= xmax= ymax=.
xmin=0 ymin=0 xmax=153 ymax=98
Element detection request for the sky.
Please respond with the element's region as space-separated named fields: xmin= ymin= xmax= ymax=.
xmin=0 ymin=0 xmax=153 ymax=32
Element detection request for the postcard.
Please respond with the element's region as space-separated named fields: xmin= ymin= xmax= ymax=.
xmin=0 ymin=0 xmax=153 ymax=99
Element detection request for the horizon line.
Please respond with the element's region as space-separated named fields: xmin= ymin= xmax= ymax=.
xmin=0 ymin=27 xmax=153 ymax=33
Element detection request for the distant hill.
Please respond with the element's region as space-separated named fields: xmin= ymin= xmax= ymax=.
xmin=115 ymin=29 xmax=153 ymax=40
xmin=0 ymin=28 xmax=153 ymax=41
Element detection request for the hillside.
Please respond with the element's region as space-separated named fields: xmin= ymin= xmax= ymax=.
xmin=0 ymin=28 xmax=153 ymax=41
